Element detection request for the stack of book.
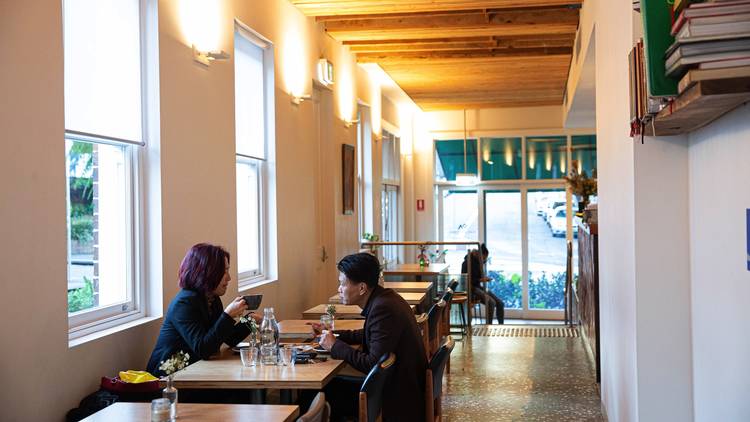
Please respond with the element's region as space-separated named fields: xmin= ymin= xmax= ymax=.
xmin=665 ymin=0 xmax=750 ymax=92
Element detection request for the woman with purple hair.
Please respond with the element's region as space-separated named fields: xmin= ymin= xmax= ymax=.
xmin=147 ymin=243 xmax=259 ymax=375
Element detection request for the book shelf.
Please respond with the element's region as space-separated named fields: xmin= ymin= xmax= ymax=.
xmin=645 ymin=77 xmax=750 ymax=136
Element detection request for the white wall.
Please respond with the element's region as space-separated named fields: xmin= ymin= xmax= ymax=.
xmin=688 ymin=104 xmax=750 ymax=422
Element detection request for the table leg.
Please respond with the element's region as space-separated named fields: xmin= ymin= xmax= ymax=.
xmin=250 ymin=389 xmax=266 ymax=404
xmin=280 ymin=389 xmax=294 ymax=404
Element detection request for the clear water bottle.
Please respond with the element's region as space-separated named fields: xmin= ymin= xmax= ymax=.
xmin=260 ymin=308 xmax=277 ymax=365
xmin=267 ymin=307 xmax=280 ymax=361
xmin=162 ymin=376 xmax=178 ymax=421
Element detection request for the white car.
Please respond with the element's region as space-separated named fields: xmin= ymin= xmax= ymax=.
xmin=549 ymin=204 xmax=580 ymax=237
xmin=544 ymin=201 xmax=566 ymax=223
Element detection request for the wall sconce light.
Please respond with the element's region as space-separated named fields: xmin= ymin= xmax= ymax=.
xmin=192 ymin=45 xmax=230 ymax=66
xmin=317 ymin=58 xmax=335 ymax=87
xmin=344 ymin=118 xmax=360 ymax=128
xmin=291 ymin=94 xmax=312 ymax=105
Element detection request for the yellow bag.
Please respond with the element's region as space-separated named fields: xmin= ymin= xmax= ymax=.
xmin=118 ymin=370 xmax=158 ymax=384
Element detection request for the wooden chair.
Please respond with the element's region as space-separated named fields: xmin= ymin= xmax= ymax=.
xmin=426 ymin=300 xmax=447 ymax=358
xmin=359 ymin=353 xmax=397 ymax=422
xmin=425 ymin=336 xmax=456 ymax=422
xmin=415 ymin=312 xmax=430 ymax=361
xmin=297 ymin=392 xmax=330 ymax=422
xmin=438 ymin=290 xmax=454 ymax=373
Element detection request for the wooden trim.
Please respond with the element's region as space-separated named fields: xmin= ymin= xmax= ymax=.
xmin=290 ymin=1 xmax=583 ymax=17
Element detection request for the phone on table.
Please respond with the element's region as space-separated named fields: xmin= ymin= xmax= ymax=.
xmin=242 ymin=294 xmax=263 ymax=311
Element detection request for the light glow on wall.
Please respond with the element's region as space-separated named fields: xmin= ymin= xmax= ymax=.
xmin=178 ymin=0 xmax=224 ymax=52
xmin=337 ymin=56 xmax=355 ymax=123
xmin=281 ymin=23 xmax=308 ymax=100
xmin=545 ymin=145 xmax=552 ymax=171
xmin=504 ymin=139 xmax=514 ymax=166
xmin=399 ymin=104 xmax=415 ymax=155
xmin=529 ymin=147 xmax=536 ymax=170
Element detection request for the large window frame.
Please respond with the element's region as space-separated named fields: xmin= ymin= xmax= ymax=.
xmin=357 ymin=106 xmax=374 ymax=237
xmin=434 ymin=132 xmax=596 ymax=320
xmin=233 ymin=20 xmax=276 ymax=287
xmin=381 ymin=128 xmax=401 ymax=264
xmin=64 ymin=0 xmax=153 ymax=338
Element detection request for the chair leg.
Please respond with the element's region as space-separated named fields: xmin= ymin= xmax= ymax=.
xmin=459 ymin=303 xmax=467 ymax=337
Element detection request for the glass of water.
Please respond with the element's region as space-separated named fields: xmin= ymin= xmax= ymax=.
xmin=240 ymin=347 xmax=258 ymax=367
xmin=280 ymin=345 xmax=295 ymax=367
xmin=319 ymin=314 xmax=334 ymax=331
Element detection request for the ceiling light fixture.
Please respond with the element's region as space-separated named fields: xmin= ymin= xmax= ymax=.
xmin=192 ymin=45 xmax=230 ymax=66
xmin=455 ymin=109 xmax=478 ymax=186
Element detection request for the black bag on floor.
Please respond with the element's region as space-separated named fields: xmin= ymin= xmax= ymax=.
xmin=65 ymin=390 xmax=119 ymax=422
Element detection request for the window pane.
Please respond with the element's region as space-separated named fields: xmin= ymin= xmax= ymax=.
xmin=67 ymin=139 xmax=130 ymax=313
xmin=236 ymin=160 xmax=260 ymax=275
xmin=234 ymin=32 xmax=266 ymax=159
xmin=480 ymin=137 xmax=522 ymax=180
xmin=485 ymin=191 xmax=522 ymax=309
xmin=381 ymin=185 xmax=399 ymax=263
xmin=382 ymin=131 xmax=400 ymax=182
xmin=64 ymin=0 xmax=142 ymax=141
xmin=434 ymin=139 xmax=478 ymax=182
xmin=571 ymin=135 xmax=597 ymax=177
xmin=527 ymin=189 xmax=568 ymax=310
xmin=440 ymin=190 xmax=478 ymax=274
xmin=526 ymin=136 xmax=567 ymax=180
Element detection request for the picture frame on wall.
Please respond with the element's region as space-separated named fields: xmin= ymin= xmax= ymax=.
xmin=342 ymin=144 xmax=355 ymax=215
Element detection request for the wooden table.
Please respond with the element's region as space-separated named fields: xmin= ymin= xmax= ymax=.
xmin=327 ymin=291 xmax=426 ymax=305
xmin=383 ymin=263 xmax=450 ymax=280
xmin=278 ymin=319 xmax=365 ymax=338
xmin=169 ymin=347 xmax=345 ymax=390
xmin=302 ymin=304 xmax=363 ymax=319
xmin=81 ymin=402 xmax=299 ymax=422
xmin=383 ymin=281 xmax=433 ymax=293
xmin=302 ymin=303 xmax=415 ymax=319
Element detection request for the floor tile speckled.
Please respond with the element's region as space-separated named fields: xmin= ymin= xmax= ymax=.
xmin=442 ymin=327 xmax=604 ymax=422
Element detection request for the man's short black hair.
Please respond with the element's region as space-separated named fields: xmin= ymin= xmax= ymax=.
xmin=337 ymin=252 xmax=381 ymax=289
xmin=480 ymin=243 xmax=489 ymax=256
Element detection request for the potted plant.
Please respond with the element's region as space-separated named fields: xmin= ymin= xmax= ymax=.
xmin=564 ymin=162 xmax=597 ymax=212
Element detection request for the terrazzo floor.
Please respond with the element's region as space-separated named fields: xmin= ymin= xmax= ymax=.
xmin=441 ymin=326 xmax=605 ymax=422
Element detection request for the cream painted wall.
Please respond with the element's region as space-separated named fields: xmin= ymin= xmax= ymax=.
xmin=0 ymin=0 xmax=389 ymax=419
xmin=688 ymin=104 xmax=750 ymax=422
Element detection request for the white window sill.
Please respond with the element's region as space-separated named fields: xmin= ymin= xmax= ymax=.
xmin=239 ymin=278 xmax=278 ymax=293
xmin=68 ymin=315 xmax=161 ymax=349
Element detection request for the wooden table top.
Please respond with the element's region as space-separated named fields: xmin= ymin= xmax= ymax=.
xmin=383 ymin=281 xmax=433 ymax=293
xmin=302 ymin=304 xmax=363 ymax=319
xmin=81 ymin=402 xmax=300 ymax=422
xmin=302 ymin=303 xmax=415 ymax=319
xmin=169 ymin=347 xmax=345 ymax=390
xmin=327 ymin=291 xmax=425 ymax=305
xmin=278 ymin=319 xmax=365 ymax=338
xmin=383 ymin=263 xmax=450 ymax=275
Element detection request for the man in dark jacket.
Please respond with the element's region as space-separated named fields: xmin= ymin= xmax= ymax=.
xmin=318 ymin=253 xmax=427 ymax=422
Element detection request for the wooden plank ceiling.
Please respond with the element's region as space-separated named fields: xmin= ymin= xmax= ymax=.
xmin=291 ymin=0 xmax=582 ymax=110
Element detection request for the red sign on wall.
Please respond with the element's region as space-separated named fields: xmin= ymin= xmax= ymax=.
xmin=417 ymin=199 xmax=425 ymax=211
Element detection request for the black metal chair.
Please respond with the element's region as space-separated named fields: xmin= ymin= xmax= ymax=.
xmin=425 ymin=336 xmax=456 ymax=422
xmin=358 ymin=353 xmax=397 ymax=422
xmin=426 ymin=300 xmax=446 ymax=358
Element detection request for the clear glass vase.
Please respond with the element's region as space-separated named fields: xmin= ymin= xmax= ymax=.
xmin=162 ymin=374 xmax=178 ymax=421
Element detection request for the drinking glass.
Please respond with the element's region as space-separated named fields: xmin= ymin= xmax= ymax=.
xmin=280 ymin=345 xmax=295 ymax=367
xmin=319 ymin=314 xmax=333 ymax=331
xmin=240 ymin=347 xmax=258 ymax=367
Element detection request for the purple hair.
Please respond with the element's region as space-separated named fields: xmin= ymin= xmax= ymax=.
xmin=178 ymin=243 xmax=230 ymax=295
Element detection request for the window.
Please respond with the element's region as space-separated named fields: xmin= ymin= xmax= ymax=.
xmin=64 ymin=0 xmax=148 ymax=335
xmin=480 ymin=137 xmax=522 ymax=180
xmin=381 ymin=130 xmax=400 ymax=263
xmin=234 ymin=22 xmax=276 ymax=285
xmin=526 ymin=136 xmax=568 ymax=180
xmin=357 ymin=108 xmax=374 ymax=236
xmin=434 ymin=139 xmax=478 ymax=182
xmin=571 ymin=135 xmax=597 ymax=177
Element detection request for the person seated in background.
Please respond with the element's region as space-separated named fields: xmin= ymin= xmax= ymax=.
xmin=147 ymin=243 xmax=260 ymax=376
xmin=462 ymin=243 xmax=504 ymax=324
xmin=315 ymin=252 xmax=427 ymax=422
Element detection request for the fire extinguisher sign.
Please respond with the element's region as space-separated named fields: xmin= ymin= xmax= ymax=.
xmin=417 ymin=199 xmax=425 ymax=211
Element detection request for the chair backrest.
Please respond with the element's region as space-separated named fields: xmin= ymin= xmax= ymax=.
xmin=297 ymin=392 xmax=330 ymax=422
xmin=426 ymin=300 xmax=446 ymax=341
xmin=447 ymin=279 xmax=459 ymax=292
xmin=415 ymin=313 xmax=429 ymax=360
xmin=429 ymin=336 xmax=455 ymax=401
xmin=359 ymin=353 xmax=397 ymax=422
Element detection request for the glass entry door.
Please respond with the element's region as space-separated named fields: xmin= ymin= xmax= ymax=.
xmin=439 ymin=185 xmax=573 ymax=320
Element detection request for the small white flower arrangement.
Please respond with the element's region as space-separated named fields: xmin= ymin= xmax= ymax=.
xmin=159 ymin=350 xmax=190 ymax=376
xmin=239 ymin=313 xmax=259 ymax=333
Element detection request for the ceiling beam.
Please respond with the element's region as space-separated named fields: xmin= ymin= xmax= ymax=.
xmin=356 ymin=47 xmax=572 ymax=62
xmin=323 ymin=8 xmax=580 ymax=42
xmin=290 ymin=0 xmax=582 ymax=17
xmin=346 ymin=34 xmax=575 ymax=53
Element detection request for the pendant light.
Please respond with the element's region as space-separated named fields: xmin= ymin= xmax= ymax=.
xmin=455 ymin=109 xmax=479 ymax=186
